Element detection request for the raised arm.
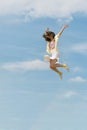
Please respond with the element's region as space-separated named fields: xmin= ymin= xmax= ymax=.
xmin=57 ymin=24 xmax=69 ymax=37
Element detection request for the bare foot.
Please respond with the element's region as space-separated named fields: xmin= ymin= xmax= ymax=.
xmin=59 ymin=72 xmax=63 ymax=80
xmin=63 ymin=64 xmax=70 ymax=72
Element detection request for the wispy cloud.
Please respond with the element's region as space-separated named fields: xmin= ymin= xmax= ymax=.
xmin=0 ymin=0 xmax=87 ymax=20
xmin=65 ymin=43 xmax=87 ymax=56
xmin=54 ymin=91 xmax=78 ymax=100
xmin=73 ymin=67 xmax=83 ymax=72
xmin=57 ymin=16 xmax=73 ymax=23
xmin=63 ymin=91 xmax=78 ymax=98
xmin=1 ymin=59 xmax=49 ymax=71
xmin=71 ymin=43 xmax=87 ymax=55
xmin=29 ymin=90 xmax=79 ymax=130
xmin=69 ymin=76 xmax=86 ymax=82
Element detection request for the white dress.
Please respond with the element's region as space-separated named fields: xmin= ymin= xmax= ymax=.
xmin=44 ymin=34 xmax=60 ymax=62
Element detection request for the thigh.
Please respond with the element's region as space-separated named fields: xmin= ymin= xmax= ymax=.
xmin=50 ymin=59 xmax=57 ymax=67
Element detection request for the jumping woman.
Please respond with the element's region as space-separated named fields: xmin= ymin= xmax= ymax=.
xmin=43 ymin=24 xmax=69 ymax=79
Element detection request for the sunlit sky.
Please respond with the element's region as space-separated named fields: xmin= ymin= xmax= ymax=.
xmin=0 ymin=0 xmax=87 ymax=130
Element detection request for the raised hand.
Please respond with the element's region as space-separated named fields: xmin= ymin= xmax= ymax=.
xmin=63 ymin=24 xmax=69 ymax=29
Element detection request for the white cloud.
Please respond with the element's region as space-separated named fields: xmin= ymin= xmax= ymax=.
xmin=71 ymin=43 xmax=87 ymax=55
xmin=73 ymin=67 xmax=82 ymax=72
xmin=54 ymin=91 xmax=78 ymax=100
xmin=63 ymin=91 xmax=78 ymax=98
xmin=66 ymin=43 xmax=87 ymax=55
xmin=1 ymin=59 xmax=49 ymax=71
xmin=0 ymin=0 xmax=87 ymax=19
xmin=29 ymin=90 xmax=79 ymax=130
xmin=57 ymin=16 xmax=73 ymax=23
xmin=69 ymin=76 xmax=86 ymax=82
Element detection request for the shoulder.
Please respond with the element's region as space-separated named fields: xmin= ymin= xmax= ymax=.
xmin=54 ymin=34 xmax=59 ymax=41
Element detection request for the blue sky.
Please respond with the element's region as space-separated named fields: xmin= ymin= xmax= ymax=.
xmin=0 ymin=0 xmax=87 ymax=130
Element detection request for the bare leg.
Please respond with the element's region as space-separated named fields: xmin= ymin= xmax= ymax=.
xmin=50 ymin=59 xmax=63 ymax=79
xmin=55 ymin=63 xmax=65 ymax=67
xmin=50 ymin=59 xmax=66 ymax=68
xmin=55 ymin=62 xmax=70 ymax=72
xmin=50 ymin=66 xmax=63 ymax=80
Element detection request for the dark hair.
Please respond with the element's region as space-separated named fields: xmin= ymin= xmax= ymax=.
xmin=43 ymin=31 xmax=55 ymax=42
